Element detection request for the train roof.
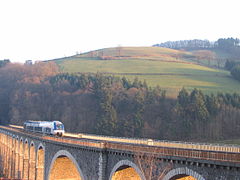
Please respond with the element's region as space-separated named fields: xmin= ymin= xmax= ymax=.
xmin=24 ymin=120 xmax=63 ymax=124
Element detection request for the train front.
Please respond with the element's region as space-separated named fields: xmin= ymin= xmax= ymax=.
xmin=53 ymin=121 xmax=65 ymax=137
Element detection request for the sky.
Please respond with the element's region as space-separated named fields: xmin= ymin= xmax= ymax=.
xmin=0 ymin=0 xmax=239 ymax=62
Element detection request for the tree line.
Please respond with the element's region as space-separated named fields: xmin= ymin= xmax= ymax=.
xmin=0 ymin=62 xmax=240 ymax=141
xmin=153 ymin=38 xmax=240 ymax=50
xmin=153 ymin=39 xmax=214 ymax=49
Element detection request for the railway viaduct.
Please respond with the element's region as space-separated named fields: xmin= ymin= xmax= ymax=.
xmin=0 ymin=125 xmax=240 ymax=180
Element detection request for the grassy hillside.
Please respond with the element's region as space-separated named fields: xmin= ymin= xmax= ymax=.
xmin=78 ymin=46 xmax=190 ymax=59
xmin=54 ymin=47 xmax=240 ymax=97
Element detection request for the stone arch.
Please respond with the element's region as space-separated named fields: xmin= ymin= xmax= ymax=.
xmin=109 ymin=159 xmax=146 ymax=180
xmin=30 ymin=141 xmax=35 ymax=147
xmin=4 ymin=135 xmax=9 ymax=174
xmin=14 ymin=138 xmax=20 ymax=178
xmin=10 ymin=137 xmax=17 ymax=177
xmin=23 ymin=139 xmax=29 ymax=179
xmin=8 ymin=136 xmax=14 ymax=177
xmin=18 ymin=138 xmax=24 ymax=178
xmin=37 ymin=143 xmax=45 ymax=151
xmin=29 ymin=141 xmax=36 ymax=180
xmin=5 ymin=135 xmax=13 ymax=177
xmin=36 ymin=143 xmax=45 ymax=180
xmin=24 ymin=138 xmax=29 ymax=144
xmin=163 ymin=167 xmax=205 ymax=180
xmin=47 ymin=150 xmax=85 ymax=180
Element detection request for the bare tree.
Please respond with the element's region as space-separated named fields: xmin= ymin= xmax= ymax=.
xmin=134 ymin=149 xmax=172 ymax=180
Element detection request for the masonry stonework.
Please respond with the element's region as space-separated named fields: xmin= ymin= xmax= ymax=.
xmin=0 ymin=127 xmax=240 ymax=180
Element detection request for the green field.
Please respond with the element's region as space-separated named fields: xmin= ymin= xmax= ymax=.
xmin=78 ymin=46 xmax=190 ymax=58
xmin=54 ymin=47 xmax=240 ymax=97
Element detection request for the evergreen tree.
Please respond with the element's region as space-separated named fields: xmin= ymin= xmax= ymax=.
xmin=205 ymin=94 xmax=219 ymax=116
xmin=93 ymin=74 xmax=118 ymax=135
xmin=175 ymin=88 xmax=192 ymax=138
xmin=132 ymin=77 xmax=143 ymax=88
xmin=132 ymin=91 xmax=145 ymax=136
xmin=189 ymin=89 xmax=209 ymax=138
xmin=96 ymin=88 xmax=117 ymax=135
xmin=122 ymin=77 xmax=131 ymax=89
xmin=146 ymin=85 xmax=165 ymax=104
xmin=143 ymin=80 xmax=148 ymax=90
xmin=177 ymin=88 xmax=189 ymax=107
xmin=189 ymin=89 xmax=209 ymax=123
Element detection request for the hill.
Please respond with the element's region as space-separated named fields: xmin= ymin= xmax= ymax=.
xmin=54 ymin=47 xmax=240 ymax=97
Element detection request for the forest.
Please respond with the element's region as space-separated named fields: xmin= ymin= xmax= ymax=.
xmin=153 ymin=38 xmax=240 ymax=58
xmin=0 ymin=61 xmax=240 ymax=142
xmin=153 ymin=38 xmax=239 ymax=50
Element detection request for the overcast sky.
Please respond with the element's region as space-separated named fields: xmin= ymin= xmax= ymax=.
xmin=0 ymin=0 xmax=239 ymax=62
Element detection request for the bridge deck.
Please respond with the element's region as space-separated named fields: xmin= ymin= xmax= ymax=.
xmin=1 ymin=125 xmax=240 ymax=165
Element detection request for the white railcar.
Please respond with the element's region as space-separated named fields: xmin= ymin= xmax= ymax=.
xmin=23 ymin=120 xmax=65 ymax=136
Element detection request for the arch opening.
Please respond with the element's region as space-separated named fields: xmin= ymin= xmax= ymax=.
xmin=170 ymin=175 xmax=197 ymax=180
xmin=36 ymin=146 xmax=45 ymax=180
xmin=49 ymin=156 xmax=82 ymax=180
xmin=163 ymin=167 xmax=205 ymax=180
xmin=109 ymin=160 xmax=146 ymax=180
xmin=111 ymin=165 xmax=142 ymax=180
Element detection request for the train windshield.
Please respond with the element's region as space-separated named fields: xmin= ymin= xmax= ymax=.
xmin=56 ymin=124 xmax=64 ymax=130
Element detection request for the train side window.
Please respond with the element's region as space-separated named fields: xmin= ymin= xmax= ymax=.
xmin=27 ymin=126 xmax=34 ymax=131
xmin=35 ymin=127 xmax=42 ymax=132
xmin=45 ymin=127 xmax=51 ymax=133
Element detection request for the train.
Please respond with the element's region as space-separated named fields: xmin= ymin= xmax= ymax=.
xmin=23 ymin=120 xmax=65 ymax=137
